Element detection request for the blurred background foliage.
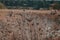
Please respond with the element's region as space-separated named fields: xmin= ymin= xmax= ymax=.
xmin=0 ymin=0 xmax=60 ymax=9
xmin=0 ymin=2 xmax=6 ymax=9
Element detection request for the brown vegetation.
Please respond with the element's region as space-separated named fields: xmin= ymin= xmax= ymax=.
xmin=0 ymin=9 xmax=60 ymax=40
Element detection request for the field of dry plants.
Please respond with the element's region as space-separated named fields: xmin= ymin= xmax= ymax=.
xmin=0 ymin=9 xmax=60 ymax=40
